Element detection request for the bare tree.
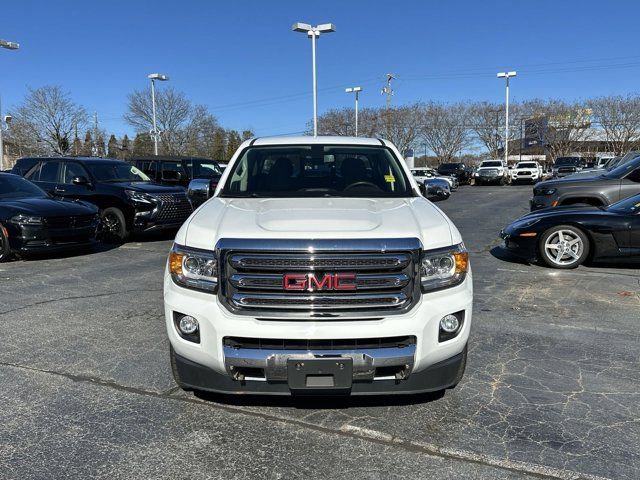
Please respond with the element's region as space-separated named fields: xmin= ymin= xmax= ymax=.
xmin=588 ymin=95 xmax=640 ymax=155
xmin=180 ymin=104 xmax=220 ymax=156
xmin=316 ymin=107 xmax=381 ymax=137
xmin=9 ymin=86 xmax=87 ymax=155
xmin=468 ymin=102 xmax=504 ymax=159
xmin=420 ymin=102 xmax=473 ymax=163
xmin=124 ymin=86 xmax=192 ymax=155
xmin=382 ymin=104 xmax=423 ymax=155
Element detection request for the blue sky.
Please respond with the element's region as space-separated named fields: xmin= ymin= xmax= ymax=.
xmin=1 ymin=0 xmax=640 ymax=138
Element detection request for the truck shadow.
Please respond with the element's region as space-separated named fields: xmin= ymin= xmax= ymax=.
xmin=193 ymin=389 xmax=446 ymax=409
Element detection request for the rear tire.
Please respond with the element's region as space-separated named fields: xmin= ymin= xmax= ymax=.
xmin=538 ymin=225 xmax=590 ymax=269
xmin=0 ymin=225 xmax=11 ymax=263
xmin=100 ymin=207 xmax=129 ymax=243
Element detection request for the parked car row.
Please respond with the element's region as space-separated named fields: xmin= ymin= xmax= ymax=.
xmin=1 ymin=155 xmax=223 ymax=261
xmin=500 ymin=152 xmax=640 ymax=269
xmin=0 ymin=174 xmax=99 ymax=262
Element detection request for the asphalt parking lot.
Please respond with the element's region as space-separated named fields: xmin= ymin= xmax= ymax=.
xmin=1 ymin=185 xmax=638 ymax=480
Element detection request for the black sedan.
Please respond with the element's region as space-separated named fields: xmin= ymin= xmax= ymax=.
xmin=0 ymin=174 xmax=100 ymax=262
xmin=500 ymin=194 xmax=640 ymax=269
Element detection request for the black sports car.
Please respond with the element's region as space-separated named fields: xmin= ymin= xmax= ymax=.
xmin=500 ymin=194 xmax=640 ymax=269
xmin=0 ymin=173 xmax=100 ymax=262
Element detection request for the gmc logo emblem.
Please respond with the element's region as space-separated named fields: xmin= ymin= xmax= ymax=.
xmin=283 ymin=273 xmax=356 ymax=291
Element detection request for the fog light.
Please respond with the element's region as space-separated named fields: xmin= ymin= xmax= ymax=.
xmin=178 ymin=315 xmax=198 ymax=335
xmin=440 ymin=314 xmax=460 ymax=333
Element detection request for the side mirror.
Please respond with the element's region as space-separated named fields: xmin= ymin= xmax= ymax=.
xmin=418 ymin=182 xmax=427 ymax=196
xmin=187 ymin=178 xmax=213 ymax=208
xmin=425 ymin=182 xmax=450 ymax=202
xmin=72 ymin=176 xmax=90 ymax=186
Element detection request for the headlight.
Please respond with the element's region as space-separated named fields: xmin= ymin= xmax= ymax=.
xmin=9 ymin=214 xmax=43 ymax=225
xmin=534 ymin=187 xmax=556 ymax=196
xmin=420 ymin=244 xmax=469 ymax=292
xmin=168 ymin=244 xmax=218 ymax=293
xmin=125 ymin=190 xmax=155 ymax=204
xmin=510 ymin=218 xmax=540 ymax=230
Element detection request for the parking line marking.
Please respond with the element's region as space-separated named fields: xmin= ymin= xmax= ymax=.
xmin=341 ymin=425 xmax=612 ymax=480
xmin=0 ymin=361 xmax=612 ymax=480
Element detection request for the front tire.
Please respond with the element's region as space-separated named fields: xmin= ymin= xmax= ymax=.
xmin=0 ymin=225 xmax=11 ymax=263
xmin=100 ymin=207 xmax=129 ymax=243
xmin=538 ymin=225 xmax=589 ymax=269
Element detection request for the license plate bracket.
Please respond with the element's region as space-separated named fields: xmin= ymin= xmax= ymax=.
xmin=287 ymin=357 xmax=353 ymax=394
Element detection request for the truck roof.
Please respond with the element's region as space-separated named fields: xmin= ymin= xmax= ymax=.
xmin=250 ymin=135 xmax=389 ymax=147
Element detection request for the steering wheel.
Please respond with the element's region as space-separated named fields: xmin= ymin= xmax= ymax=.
xmin=344 ymin=181 xmax=379 ymax=191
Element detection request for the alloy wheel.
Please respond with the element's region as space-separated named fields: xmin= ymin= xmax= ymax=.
xmin=543 ymin=229 xmax=584 ymax=266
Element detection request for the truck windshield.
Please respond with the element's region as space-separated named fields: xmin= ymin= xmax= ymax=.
xmin=220 ymin=145 xmax=414 ymax=198
xmin=187 ymin=160 xmax=222 ymax=178
xmin=481 ymin=161 xmax=502 ymax=167
xmin=87 ymin=163 xmax=151 ymax=183
xmin=517 ymin=163 xmax=537 ymax=168
xmin=554 ymin=157 xmax=582 ymax=166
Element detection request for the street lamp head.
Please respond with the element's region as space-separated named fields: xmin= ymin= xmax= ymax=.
xmin=148 ymin=73 xmax=169 ymax=81
xmin=345 ymin=86 xmax=362 ymax=93
xmin=316 ymin=23 xmax=336 ymax=33
xmin=497 ymin=71 xmax=517 ymax=78
xmin=0 ymin=40 xmax=19 ymax=50
xmin=292 ymin=22 xmax=335 ymax=35
xmin=292 ymin=22 xmax=313 ymax=33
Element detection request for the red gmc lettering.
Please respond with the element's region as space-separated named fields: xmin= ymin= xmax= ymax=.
xmin=283 ymin=273 xmax=307 ymax=290
xmin=308 ymin=273 xmax=333 ymax=290
xmin=283 ymin=273 xmax=357 ymax=291
xmin=333 ymin=273 xmax=356 ymax=290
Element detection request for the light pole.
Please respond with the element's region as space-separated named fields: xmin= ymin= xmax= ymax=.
xmin=0 ymin=38 xmax=19 ymax=171
xmin=497 ymin=71 xmax=516 ymax=164
xmin=345 ymin=86 xmax=362 ymax=136
xmin=147 ymin=73 xmax=169 ymax=155
xmin=292 ymin=22 xmax=336 ymax=137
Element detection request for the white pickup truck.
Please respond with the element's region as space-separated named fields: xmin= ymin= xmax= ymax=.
xmin=164 ymin=136 xmax=472 ymax=396
xmin=510 ymin=161 xmax=543 ymax=184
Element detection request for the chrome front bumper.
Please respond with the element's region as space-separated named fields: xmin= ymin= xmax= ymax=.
xmin=223 ymin=344 xmax=416 ymax=382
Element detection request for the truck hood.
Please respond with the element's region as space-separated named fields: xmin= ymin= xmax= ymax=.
xmin=182 ymin=197 xmax=458 ymax=250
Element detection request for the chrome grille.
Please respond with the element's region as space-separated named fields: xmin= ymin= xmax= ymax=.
xmin=479 ymin=168 xmax=499 ymax=176
xmin=229 ymin=253 xmax=409 ymax=271
xmin=218 ymin=238 xmax=421 ymax=317
xmin=152 ymin=192 xmax=193 ymax=223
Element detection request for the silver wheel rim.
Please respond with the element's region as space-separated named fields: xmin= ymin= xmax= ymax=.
xmin=544 ymin=229 xmax=584 ymax=266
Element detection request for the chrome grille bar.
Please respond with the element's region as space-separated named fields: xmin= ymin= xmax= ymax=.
xmin=231 ymin=292 xmax=409 ymax=310
xmin=229 ymin=273 xmax=410 ymax=290
xmin=229 ymin=253 xmax=410 ymax=271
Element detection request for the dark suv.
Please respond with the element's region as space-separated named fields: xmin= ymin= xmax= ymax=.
xmin=12 ymin=157 xmax=193 ymax=241
xmin=437 ymin=162 xmax=472 ymax=184
xmin=531 ymin=155 xmax=640 ymax=211
xmin=551 ymin=157 xmax=585 ymax=178
xmin=131 ymin=156 xmax=222 ymax=189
